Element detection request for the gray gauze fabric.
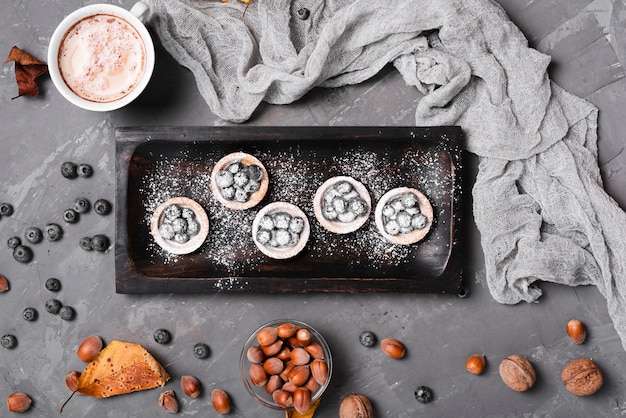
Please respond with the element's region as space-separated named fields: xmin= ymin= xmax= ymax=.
xmin=144 ymin=0 xmax=626 ymax=350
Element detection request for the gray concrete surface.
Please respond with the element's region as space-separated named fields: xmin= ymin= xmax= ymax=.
xmin=1 ymin=0 xmax=626 ymax=417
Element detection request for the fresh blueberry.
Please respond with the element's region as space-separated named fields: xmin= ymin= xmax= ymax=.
xmin=181 ymin=207 xmax=195 ymax=219
xmin=173 ymin=233 xmax=189 ymax=244
xmin=45 ymin=278 xmax=61 ymax=292
xmin=45 ymin=223 xmax=63 ymax=241
xmin=73 ymin=197 xmax=90 ymax=213
xmin=24 ymin=226 xmax=43 ymax=244
xmin=45 ymin=299 xmax=62 ymax=314
xmin=215 ymin=170 xmax=234 ymax=189
xmin=164 ymin=204 xmax=182 ymax=221
xmin=13 ymin=245 xmax=33 ymax=263
xmin=90 ymin=234 xmax=110 ymax=252
xmin=234 ymin=188 xmax=248 ymax=203
xmin=77 ymin=164 xmax=93 ymax=178
xmin=158 ymin=223 xmax=175 ymax=240
xmin=296 ymin=7 xmax=310 ymax=20
xmin=415 ymin=386 xmax=434 ymax=404
xmin=1 ymin=334 xmax=17 ymax=349
xmin=61 ymin=161 xmax=78 ymax=179
xmin=193 ymin=343 xmax=210 ymax=359
xmin=79 ymin=237 xmax=93 ymax=251
xmin=0 ymin=202 xmax=13 ymax=216
xmin=171 ymin=218 xmax=187 ymax=234
xmin=63 ymin=209 xmax=79 ymax=224
xmin=359 ymin=331 xmax=377 ymax=348
xmin=7 ymin=236 xmax=21 ymax=249
xmin=93 ymin=199 xmax=112 ymax=216
xmin=246 ymin=164 xmax=263 ymax=182
xmin=186 ymin=219 xmax=200 ymax=236
xmin=153 ymin=329 xmax=171 ymax=345
xmin=59 ymin=306 xmax=76 ymax=321
xmin=22 ymin=307 xmax=38 ymax=321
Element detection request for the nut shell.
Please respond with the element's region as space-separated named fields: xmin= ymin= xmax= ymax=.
xmin=0 ymin=274 xmax=9 ymax=293
xmin=77 ymin=335 xmax=103 ymax=362
xmin=158 ymin=390 xmax=179 ymax=414
xmin=211 ymin=388 xmax=232 ymax=414
xmin=381 ymin=338 xmax=406 ymax=359
xmin=499 ymin=355 xmax=536 ymax=392
xmin=7 ymin=393 xmax=32 ymax=413
xmin=561 ymin=358 xmax=603 ymax=396
xmin=65 ymin=371 xmax=81 ymax=392
xmin=566 ymin=319 xmax=587 ymax=345
xmin=339 ymin=394 xmax=373 ymax=418
xmin=180 ymin=375 xmax=202 ymax=398
xmin=293 ymin=388 xmax=312 ymax=414
xmin=466 ymin=354 xmax=486 ymax=375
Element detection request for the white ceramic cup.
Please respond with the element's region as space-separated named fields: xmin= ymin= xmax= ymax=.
xmin=48 ymin=2 xmax=155 ymax=112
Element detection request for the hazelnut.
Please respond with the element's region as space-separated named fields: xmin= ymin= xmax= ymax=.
xmin=0 ymin=274 xmax=9 ymax=293
xmin=265 ymin=375 xmax=283 ymax=394
xmin=293 ymin=387 xmax=312 ymax=414
xmin=339 ymin=394 xmax=373 ymax=418
xmin=381 ymin=338 xmax=406 ymax=359
xmin=281 ymin=381 xmax=297 ymax=393
xmin=277 ymin=322 xmax=299 ymax=339
xmin=465 ymin=354 xmax=486 ymax=375
xmin=257 ymin=327 xmax=278 ymax=347
xmin=249 ymin=363 xmax=268 ymax=386
xmin=280 ymin=361 xmax=295 ymax=381
xmin=561 ymin=358 xmax=603 ymax=396
xmin=77 ymin=335 xmax=103 ymax=362
xmin=158 ymin=390 xmax=178 ymax=414
xmin=288 ymin=365 xmax=311 ymax=386
xmin=180 ymin=375 xmax=201 ymax=398
xmin=499 ymin=355 xmax=536 ymax=392
xmin=296 ymin=328 xmax=313 ymax=346
xmin=290 ymin=347 xmax=311 ymax=366
xmin=310 ymin=359 xmax=329 ymax=386
xmin=263 ymin=357 xmax=285 ymax=375
xmin=211 ymin=388 xmax=231 ymax=414
xmin=65 ymin=371 xmax=81 ymax=392
xmin=304 ymin=342 xmax=324 ymax=359
xmin=246 ymin=346 xmax=265 ymax=364
xmin=7 ymin=393 xmax=32 ymax=413
xmin=262 ymin=339 xmax=284 ymax=357
xmin=276 ymin=347 xmax=291 ymax=361
xmin=566 ymin=319 xmax=587 ymax=345
xmin=305 ymin=375 xmax=320 ymax=393
xmin=273 ymin=389 xmax=294 ymax=408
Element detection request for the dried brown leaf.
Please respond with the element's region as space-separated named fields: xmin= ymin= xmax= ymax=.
xmin=4 ymin=46 xmax=48 ymax=98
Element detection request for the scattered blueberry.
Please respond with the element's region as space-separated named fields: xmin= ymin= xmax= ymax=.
xmin=93 ymin=199 xmax=112 ymax=216
xmin=0 ymin=202 xmax=14 ymax=217
xmin=61 ymin=161 xmax=78 ymax=179
xmin=90 ymin=234 xmax=110 ymax=252
xmin=73 ymin=197 xmax=90 ymax=213
xmin=359 ymin=331 xmax=377 ymax=348
xmin=59 ymin=306 xmax=76 ymax=321
xmin=193 ymin=343 xmax=210 ymax=359
xmin=414 ymin=386 xmax=434 ymax=404
xmin=296 ymin=7 xmax=310 ymax=20
xmin=45 ymin=278 xmax=61 ymax=292
xmin=13 ymin=245 xmax=33 ymax=263
xmin=63 ymin=209 xmax=79 ymax=223
xmin=1 ymin=334 xmax=17 ymax=349
xmin=77 ymin=164 xmax=93 ymax=178
xmin=7 ymin=236 xmax=21 ymax=249
xmin=22 ymin=307 xmax=38 ymax=321
xmin=45 ymin=223 xmax=63 ymax=241
xmin=45 ymin=298 xmax=62 ymax=314
xmin=24 ymin=226 xmax=43 ymax=244
xmin=153 ymin=329 xmax=171 ymax=345
xmin=79 ymin=237 xmax=93 ymax=251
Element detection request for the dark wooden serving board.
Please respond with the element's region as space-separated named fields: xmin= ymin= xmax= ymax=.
xmin=115 ymin=126 xmax=464 ymax=294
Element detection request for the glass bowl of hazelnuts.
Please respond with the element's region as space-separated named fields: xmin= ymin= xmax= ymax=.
xmin=239 ymin=319 xmax=332 ymax=414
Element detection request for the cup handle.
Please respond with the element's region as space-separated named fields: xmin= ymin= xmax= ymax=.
xmin=130 ymin=1 xmax=150 ymax=22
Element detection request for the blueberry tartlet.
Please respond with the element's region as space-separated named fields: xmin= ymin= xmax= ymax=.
xmin=313 ymin=176 xmax=371 ymax=234
xmin=252 ymin=202 xmax=310 ymax=259
xmin=210 ymin=152 xmax=269 ymax=210
xmin=150 ymin=197 xmax=209 ymax=255
xmin=375 ymin=187 xmax=433 ymax=245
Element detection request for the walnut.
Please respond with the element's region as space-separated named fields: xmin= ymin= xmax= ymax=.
xmin=339 ymin=394 xmax=373 ymax=418
xmin=561 ymin=358 xmax=603 ymax=396
xmin=499 ymin=354 xmax=536 ymax=392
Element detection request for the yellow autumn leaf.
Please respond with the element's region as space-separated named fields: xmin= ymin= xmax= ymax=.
xmin=286 ymin=397 xmax=322 ymax=418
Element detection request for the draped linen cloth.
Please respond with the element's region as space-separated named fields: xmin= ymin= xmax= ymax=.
xmin=144 ymin=0 xmax=626 ymax=350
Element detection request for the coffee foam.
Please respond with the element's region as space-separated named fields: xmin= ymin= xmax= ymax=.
xmin=58 ymin=14 xmax=146 ymax=103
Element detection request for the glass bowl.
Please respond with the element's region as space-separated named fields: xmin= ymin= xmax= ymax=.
xmin=240 ymin=319 xmax=333 ymax=411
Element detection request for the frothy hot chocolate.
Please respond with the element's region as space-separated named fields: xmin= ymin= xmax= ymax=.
xmin=58 ymin=14 xmax=146 ymax=103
